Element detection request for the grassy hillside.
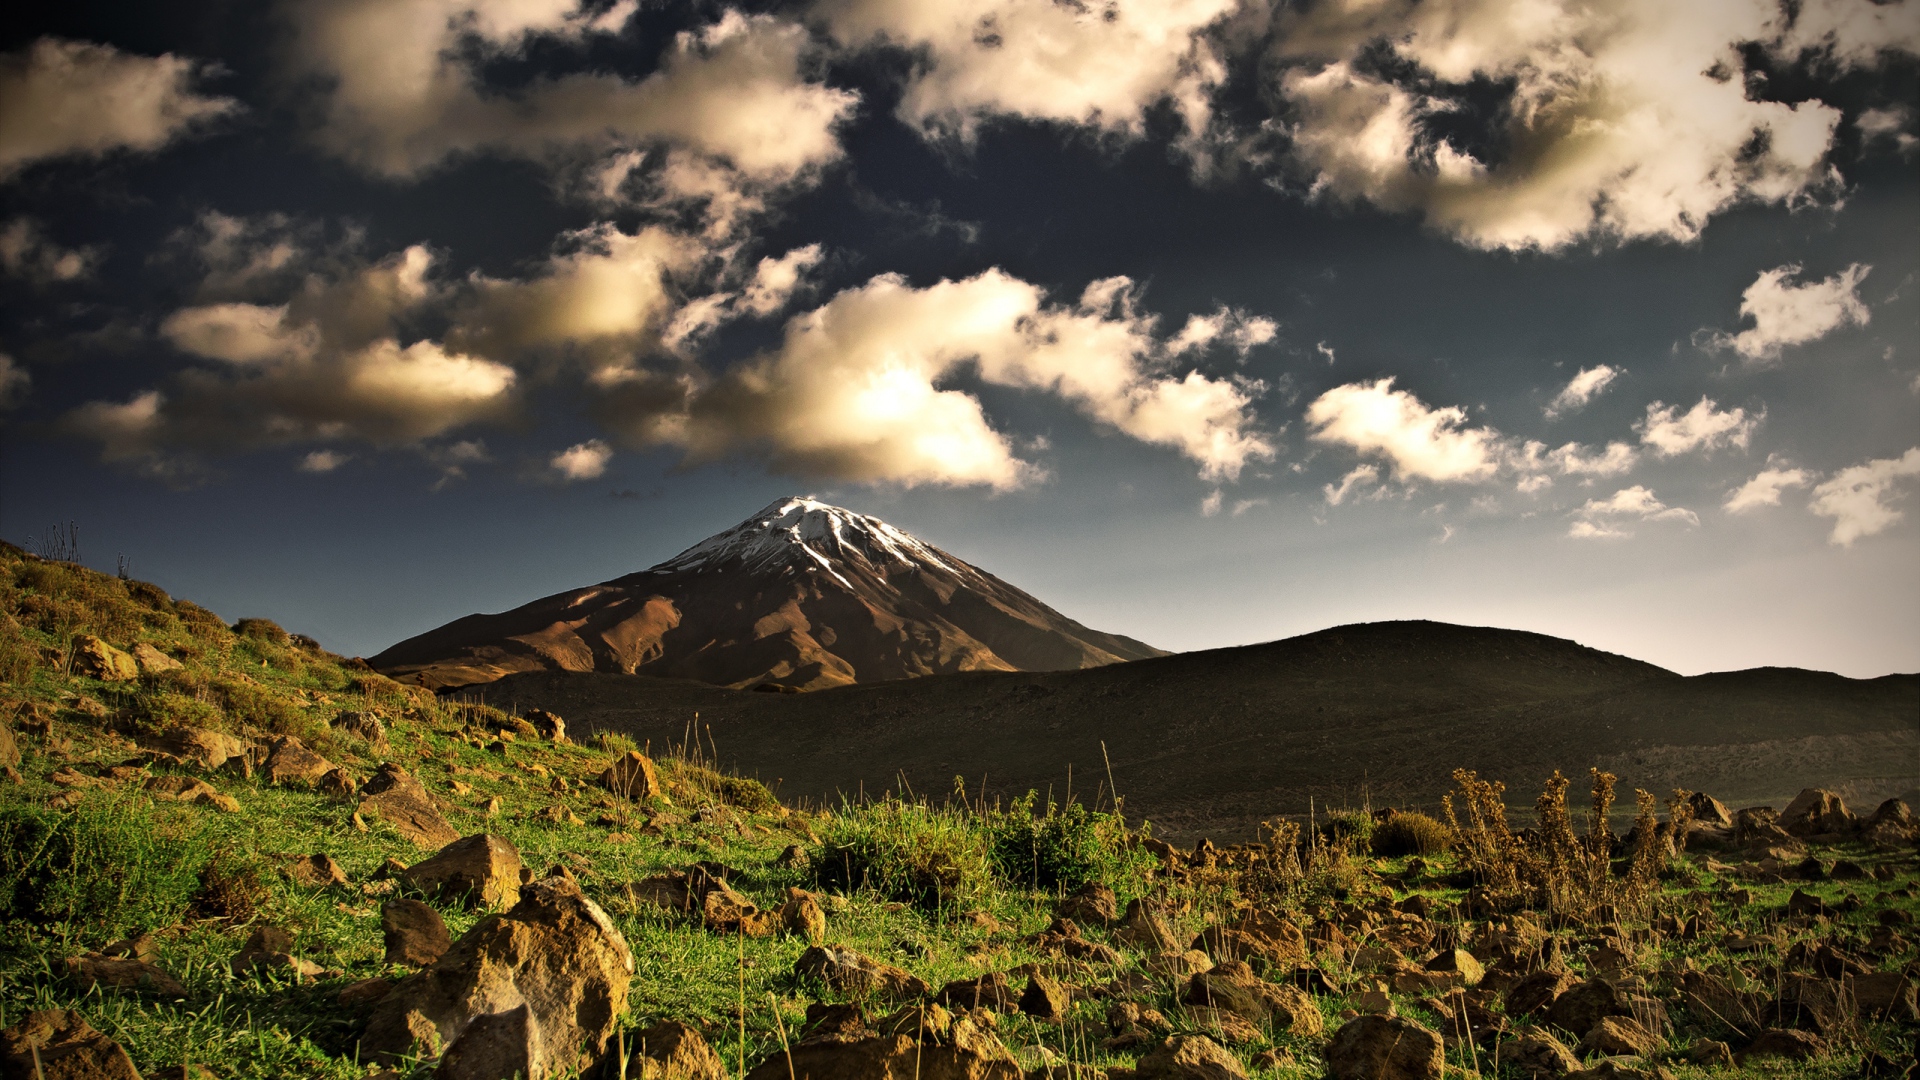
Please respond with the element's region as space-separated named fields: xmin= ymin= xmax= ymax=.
xmin=0 ymin=544 xmax=1915 ymax=1080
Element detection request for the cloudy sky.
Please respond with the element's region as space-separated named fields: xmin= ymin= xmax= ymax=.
xmin=1 ymin=0 xmax=1916 ymax=677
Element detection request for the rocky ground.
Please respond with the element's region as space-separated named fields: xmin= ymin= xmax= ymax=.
xmin=0 ymin=544 xmax=1916 ymax=1079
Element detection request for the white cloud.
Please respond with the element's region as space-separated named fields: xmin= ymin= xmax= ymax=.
xmin=1569 ymin=484 xmax=1698 ymax=537
xmin=602 ymin=269 xmax=1274 ymax=489
xmin=819 ymin=0 xmax=1237 ymax=146
xmin=1776 ymin=0 xmax=1920 ymax=67
xmin=1857 ymin=106 xmax=1917 ymax=154
xmin=1168 ymin=305 xmax=1279 ymax=357
xmin=1323 ymin=464 xmax=1380 ymax=505
xmin=1304 ymin=378 xmax=1502 ymax=483
xmin=290 ymin=2 xmax=856 ymax=189
xmin=167 ymin=211 xmax=326 ymax=301
xmin=1724 ymin=465 xmax=1812 ymax=513
xmin=0 ymin=38 xmax=235 ymax=177
xmin=299 ymin=449 xmax=350 ymax=473
xmin=739 ymin=244 xmax=824 ymax=316
xmin=550 ymin=438 xmax=613 ymax=481
xmin=0 ymin=218 xmax=99 ymax=284
xmin=1709 ymin=263 xmax=1872 ymax=363
xmin=160 ymin=303 xmax=319 ymax=364
xmin=1545 ymin=364 xmax=1620 ymax=417
xmin=1547 ymin=440 xmax=1638 ymax=477
xmin=1200 ymin=489 xmax=1223 ymax=516
xmin=64 ymin=390 xmax=166 ymax=461
xmin=1808 ymin=447 xmax=1920 ymax=546
xmin=1231 ymin=497 xmax=1266 ymax=516
xmin=1635 ymin=397 xmax=1758 ymax=457
xmin=1268 ymin=0 xmax=1849 ymax=251
xmin=0 ymin=353 xmax=28 ymax=409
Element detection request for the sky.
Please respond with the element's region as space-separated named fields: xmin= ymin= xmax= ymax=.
xmin=1 ymin=0 xmax=1917 ymax=678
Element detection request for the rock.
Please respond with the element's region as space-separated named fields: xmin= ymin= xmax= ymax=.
xmin=1678 ymin=971 xmax=1761 ymax=1034
xmin=383 ymin=899 xmax=452 ymax=967
xmin=1850 ymin=972 xmax=1918 ymax=1020
xmin=1579 ymin=1016 xmax=1657 ymax=1057
xmin=1686 ymin=1038 xmax=1733 ymax=1068
xmin=1183 ymin=972 xmax=1266 ymax=1022
xmin=1763 ymin=974 xmax=1844 ymax=1034
xmin=777 ymin=890 xmax=827 ymax=944
xmin=288 ymin=853 xmax=348 ymax=888
xmin=939 ymin=972 xmax=1020 ymax=1012
xmin=145 ymin=775 xmax=240 ymax=812
xmin=1058 ymin=883 xmax=1118 ymax=925
xmin=1021 ymin=971 xmax=1070 ymax=1021
xmin=62 ymin=953 xmax=188 ymax=996
xmin=401 ymin=834 xmax=524 ymax=908
xmin=1685 ymin=792 xmax=1733 ymax=828
xmin=339 ymin=977 xmax=396 ymax=1007
xmin=742 ymin=1010 xmax=1020 ymax=1080
xmin=130 ymin=642 xmax=183 ymax=674
xmin=230 ymin=925 xmax=325 ymax=980
xmin=333 ymin=711 xmax=389 ymax=749
xmin=793 ymin=946 xmax=929 ymax=1000
xmin=0 ymin=1009 xmax=142 ymax=1079
xmin=1506 ymin=971 xmax=1575 ymax=1018
xmin=1424 ymin=948 xmax=1484 ymax=987
xmin=361 ymin=874 xmax=633 ymax=1077
xmin=620 ymin=1019 xmax=727 ymax=1079
xmin=525 ymin=709 xmax=567 ymax=744
xmin=317 ymin=767 xmax=357 ymax=797
xmin=0 ymin=726 xmax=16 ymax=770
xmin=1737 ymin=1028 xmax=1824 ymax=1062
xmin=1545 ymin=978 xmax=1634 ymax=1036
xmin=1134 ymin=1034 xmax=1248 ymax=1080
xmin=1112 ymin=898 xmax=1178 ymax=951
xmin=1191 ymin=909 xmax=1307 ymax=968
xmin=773 ymin=844 xmax=809 ymax=869
xmin=1184 ymin=1008 xmax=1265 ymax=1046
xmin=263 ymin=736 xmax=334 ymax=786
xmin=1495 ymin=1029 xmax=1581 ymax=1076
xmin=1029 ymin=918 xmax=1123 ymax=964
xmin=601 ymin=752 xmax=661 ymax=801
xmin=360 ymin=763 xmax=460 ymax=848
xmin=71 ymin=635 xmax=138 ymax=682
xmin=1778 ymin=788 xmax=1855 ymax=837
xmin=141 ymin=726 xmax=254 ymax=772
xmin=1324 ymin=1014 xmax=1444 ymax=1080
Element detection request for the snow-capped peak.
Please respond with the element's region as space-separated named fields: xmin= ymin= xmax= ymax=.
xmin=650 ymin=496 xmax=968 ymax=586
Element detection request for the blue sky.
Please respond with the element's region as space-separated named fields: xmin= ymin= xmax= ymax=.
xmin=2 ymin=0 xmax=1916 ymax=677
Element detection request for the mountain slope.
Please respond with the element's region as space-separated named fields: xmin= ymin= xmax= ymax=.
xmin=372 ymin=497 xmax=1164 ymax=691
xmin=459 ymin=620 xmax=1920 ymax=839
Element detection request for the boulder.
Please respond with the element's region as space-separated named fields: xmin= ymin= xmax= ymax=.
xmin=1191 ymin=909 xmax=1307 ymax=967
xmin=1738 ymin=1028 xmax=1824 ymax=1062
xmin=1849 ymin=972 xmax=1918 ymax=1020
xmin=1134 ymin=1034 xmax=1248 ymax=1079
xmin=288 ymin=853 xmax=348 ymax=888
xmin=145 ymin=775 xmax=240 ymax=812
xmin=600 ymin=752 xmax=661 ymax=801
xmin=1324 ymin=1015 xmax=1445 ymax=1080
xmin=333 ymin=711 xmax=389 ymax=750
xmin=263 ymin=736 xmax=334 ymax=786
xmin=317 ymin=768 xmax=357 ymax=798
xmin=62 ymin=953 xmax=188 ymax=997
xmin=938 ymin=972 xmax=1020 ymax=1013
xmin=1678 ymin=971 xmax=1761 ymax=1034
xmin=360 ymin=763 xmax=460 ymax=849
xmin=1763 ymin=974 xmax=1844 ymax=1034
xmin=1112 ymin=898 xmax=1177 ymax=951
xmin=1057 ymin=883 xmax=1118 ymax=925
xmin=1778 ymin=789 xmax=1855 ymax=837
xmin=620 ymin=1019 xmax=726 ymax=1079
xmin=130 ymin=642 xmax=183 ymax=674
xmin=1545 ymin=978 xmax=1634 ymax=1036
xmin=1020 ymin=971 xmax=1069 ymax=1021
xmin=1684 ymin=792 xmax=1733 ymax=828
xmin=525 ymin=709 xmax=567 ymax=744
xmin=1424 ymin=948 xmax=1485 ymax=987
xmin=777 ymin=890 xmax=826 ymax=944
xmin=793 ymin=946 xmax=928 ymax=1000
xmin=361 ymin=875 xmax=633 ymax=1078
xmin=1579 ymin=1016 xmax=1657 ymax=1057
xmin=71 ymin=636 xmax=138 ymax=682
xmin=401 ymin=834 xmax=523 ymax=908
xmin=141 ymin=726 xmax=254 ymax=772
xmin=230 ymin=925 xmax=324 ymax=980
xmin=383 ymin=899 xmax=452 ymax=967
xmin=741 ymin=1010 xmax=1021 ymax=1080
xmin=0 ymin=1009 xmax=141 ymax=1080
xmin=1505 ymin=971 xmax=1575 ymax=1018
xmin=1495 ymin=1029 xmax=1581 ymax=1077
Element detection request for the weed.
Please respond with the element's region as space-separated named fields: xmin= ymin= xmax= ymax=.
xmin=0 ymin=794 xmax=210 ymax=932
xmin=815 ymin=797 xmax=994 ymax=912
xmin=1369 ymin=811 xmax=1452 ymax=857
xmin=986 ymin=791 xmax=1152 ymax=897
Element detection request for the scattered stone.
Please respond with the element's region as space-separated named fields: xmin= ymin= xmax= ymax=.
xmin=288 ymin=853 xmax=348 ymax=888
xmin=1021 ymin=971 xmax=1070 ymax=1021
xmin=382 ymin=899 xmax=452 ymax=967
xmin=141 ymin=726 xmax=255 ymax=772
xmin=773 ymin=844 xmax=808 ymax=869
xmin=359 ymin=763 xmax=460 ymax=849
xmin=1850 ymin=972 xmax=1918 ymax=1020
xmin=939 ymin=972 xmax=1020 ymax=1012
xmin=1112 ymin=898 xmax=1178 ymax=951
xmin=1495 ymin=1029 xmax=1581 ymax=1077
xmin=1778 ymin=788 xmax=1855 ymax=837
xmin=130 ymin=642 xmax=183 ymax=674
xmin=777 ymin=889 xmax=827 ymax=944
xmin=1134 ymin=1034 xmax=1248 ymax=1080
xmin=601 ymin=752 xmax=661 ymax=801
xmin=1564 ymin=1061 xmax=1674 ymax=1080
xmin=1191 ymin=909 xmax=1307 ymax=968
xmin=333 ymin=711 xmax=388 ymax=750
xmin=621 ymin=1019 xmax=726 ymax=1079
xmin=71 ymin=635 xmax=138 ymax=682
xmin=1579 ymin=1016 xmax=1657 ymax=1058
xmin=525 ymin=709 xmax=567 ymax=744
xmin=338 ymin=977 xmax=395 ymax=1007
xmin=1029 ymin=917 xmax=1123 ymax=964
xmin=361 ymin=875 xmax=634 ymax=1077
xmin=1763 ymin=973 xmax=1844 ymax=1034
xmin=317 ymin=767 xmax=357 ymax=798
xmin=62 ymin=953 xmax=188 ymax=997
xmin=1506 ymin=971 xmax=1575 ymax=1018
xmin=263 ymin=736 xmax=335 ymax=786
xmin=1685 ymin=792 xmax=1734 ymax=828
xmin=145 ymin=775 xmax=240 ymax=812
xmin=1737 ymin=1028 xmax=1824 ymax=1062
xmin=1686 ymin=1038 xmax=1733 ymax=1068
xmin=401 ymin=833 xmax=524 ymax=908
xmin=1545 ymin=978 xmax=1634 ymax=1037
xmin=1057 ymin=883 xmax=1118 ymax=925
xmin=1424 ymin=948 xmax=1485 ymax=987
xmin=793 ymin=946 xmax=929 ymax=1000
xmin=0 ymin=1009 xmax=142 ymax=1079
xmin=230 ymin=925 xmax=324 ymax=980
xmin=1324 ymin=1014 xmax=1444 ymax=1080
xmin=740 ymin=1008 xmax=1020 ymax=1080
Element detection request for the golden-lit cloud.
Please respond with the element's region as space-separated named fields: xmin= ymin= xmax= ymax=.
xmin=0 ymin=38 xmax=234 ymax=177
xmin=1305 ymin=378 xmax=1502 ymax=483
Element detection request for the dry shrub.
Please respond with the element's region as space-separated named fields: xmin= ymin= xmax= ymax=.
xmin=1372 ymin=811 xmax=1453 ymax=856
xmin=189 ymin=851 xmax=267 ymax=922
xmin=232 ymin=617 xmax=290 ymax=645
xmin=175 ymin=601 xmax=231 ymax=641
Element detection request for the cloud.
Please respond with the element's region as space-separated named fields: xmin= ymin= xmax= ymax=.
xmin=1776 ymin=0 xmax=1920 ymax=66
xmin=165 ymin=211 xmax=332 ymax=301
xmin=290 ymin=3 xmax=856 ymax=188
xmin=1267 ymin=0 xmax=1852 ymax=251
xmin=1635 ymin=397 xmax=1758 ymax=457
xmin=0 ymin=218 xmax=99 ymax=284
xmin=1304 ymin=378 xmax=1502 ymax=483
xmin=1545 ymin=364 xmax=1619 ymax=417
xmin=600 ymin=269 xmax=1275 ymax=489
xmin=818 ymin=0 xmax=1237 ymax=145
xmin=1547 ymin=441 xmax=1638 ymax=477
xmin=1569 ymin=484 xmax=1698 ymax=537
xmin=0 ymin=38 xmax=235 ymax=178
xmin=1323 ymin=463 xmax=1380 ymax=505
xmin=1808 ymin=447 xmax=1920 ymax=546
xmin=1724 ymin=465 xmax=1812 ymax=513
xmin=550 ymin=438 xmax=613 ymax=481
xmin=1231 ymin=497 xmax=1266 ymax=516
xmin=160 ymin=303 xmax=319 ymax=364
xmin=739 ymin=244 xmax=824 ymax=316
xmin=0 ymin=353 xmax=28 ymax=409
xmin=1200 ymin=489 xmax=1223 ymax=516
xmin=64 ymin=389 xmax=166 ymax=461
xmin=1857 ymin=106 xmax=1917 ymax=154
xmin=299 ymin=449 xmax=350 ymax=473
xmin=1706 ymin=263 xmax=1872 ymax=363
xmin=1168 ymin=305 xmax=1279 ymax=357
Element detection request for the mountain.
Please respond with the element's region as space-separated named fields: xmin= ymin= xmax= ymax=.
xmin=372 ymin=496 xmax=1164 ymax=691
xmin=455 ymin=620 xmax=1920 ymax=840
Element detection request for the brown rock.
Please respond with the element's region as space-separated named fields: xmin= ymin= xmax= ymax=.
xmin=401 ymin=833 xmax=524 ymax=908
xmin=145 ymin=775 xmax=240 ymax=812
xmin=1849 ymin=972 xmax=1918 ymax=1020
xmin=1191 ymin=909 xmax=1307 ymax=967
xmin=130 ymin=642 xmax=183 ymax=674
xmin=1112 ymin=898 xmax=1178 ymax=951
xmin=1326 ymin=1014 xmax=1445 ymax=1080
xmin=793 ymin=946 xmax=929 ymax=1000
xmin=1020 ymin=971 xmax=1069 ymax=1022
xmin=1763 ymin=974 xmax=1844 ymax=1034
xmin=141 ymin=726 xmax=253 ymax=772
xmin=230 ymin=925 xmax=324 ymax=980
xmin=359 ymin=764 xmax=460 ymax=849
xmin=339 ymin=977 xmax=395 ymax=1007
xmin=1565 ymin=1063 xmax=1674 ymax=1080
xmin=623 ymin=1019 xmax=726 ymax=1079
xmin=1134 ymin=1034 xmax=1248 ymax=1080
xmin=601 ymin=751 xmax=661 ymax=800
xmin=1738 ymin=1027 xmax=1825 ymax=1062
xmin=742 ymin=1014 xmax=1021 ymax=1080
xmin=525 ymin=709 xmax=567 ymax=744
xmin=0 ymin=1009 xmax=142 ymax=1079
xmin=1579 ymin=1016 xmax=1657 ymax=1057
xmin=1685 ymin=792 xmax=1734 ymax=828
xmin=938 ymin=972 xmax=1020 ymax=1012
xmin=1506 ymin=971 xmax=1575 ymax=1018
xmin=1183 ymin=972 xmax=1266 ymax=1022
xmin=62 ymin=953 xmax=188 ymax=997
xmin=361 ymin=875 xmax=633 ymax=1076
xmin=1425 ymin=948 xmax=1485 ymax=987
xmin=1545 ymin=978 xmax=1633 ymax=1036
xmin=382 ymin=899 xmax=452 ymax=967
xmin=1058 ymin=883 xmax=1118 ymax=925
xmin=1686 ymin=1038 xmax=1733 ymax=1068
xmin=332 ymin=711 xmax=388 ymax=750
xmin=777 ymin=891 xmax=827 ymax=944
xmin=1779 ymin=788 xmax=1856 ymax=836
xmin=1495 ymin=1029 xmax=1581 ymax=1077
xmin=147 ymin=1066 xmax=217 ymax=1080
xmin=0 ymin=726 xmax=16 ymax=771
xmin=288 ymin=853 xmax=348 ymax=888
xmin=262 ymin=736 xmax=334 ymax=786
xmin=317 ymin=768 xmax=357 ymax=797
xmin=71 ymin=636 xmax=138 ymax=682
xmin=1678 ymin=971 xmax=1761 ymax=1035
